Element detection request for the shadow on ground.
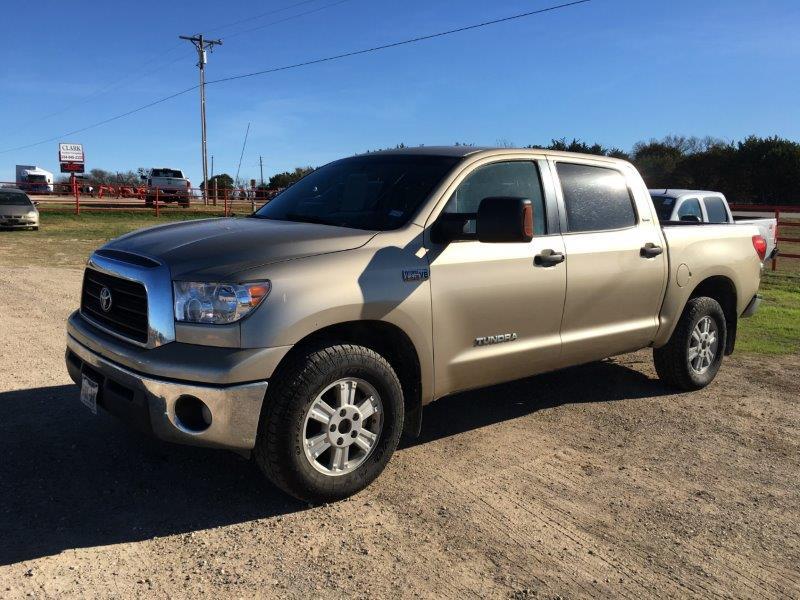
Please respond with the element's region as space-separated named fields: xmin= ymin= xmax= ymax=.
xmin=0 ymin=357 xmax=671 ymax=565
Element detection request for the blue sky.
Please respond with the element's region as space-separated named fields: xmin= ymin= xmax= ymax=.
xmin=2 ymin=0 xmax=799 ymax=184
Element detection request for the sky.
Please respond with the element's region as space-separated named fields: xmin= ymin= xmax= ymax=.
xmin=2 ymin=0 xmax=799 ymax=185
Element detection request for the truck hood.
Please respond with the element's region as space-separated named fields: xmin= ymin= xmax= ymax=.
xmin=104 ymin=217 xmax=376 ymax=279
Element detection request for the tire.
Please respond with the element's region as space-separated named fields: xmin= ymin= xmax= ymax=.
xmin=654 ymin=296 xmax=727 ymax=391
xmin=254 ymin=343 xmax=404 ymax=503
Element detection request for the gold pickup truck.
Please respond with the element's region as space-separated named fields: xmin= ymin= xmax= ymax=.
xmin=65 ymin=147 xmax=765 ymax=502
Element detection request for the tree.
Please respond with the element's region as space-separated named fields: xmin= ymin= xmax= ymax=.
xmin=268 ymin=166 xmax=314 ymax=190
xmin=200 ymin=173 xmax=234 ymax=191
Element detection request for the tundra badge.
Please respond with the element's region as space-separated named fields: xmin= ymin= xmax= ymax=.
xmin=475 ymin=333 xmax=518 ymax=346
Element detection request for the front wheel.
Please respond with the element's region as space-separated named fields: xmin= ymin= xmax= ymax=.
xmin=254 ymin=344 xmax=404 ymax=503
xmin=654 ymin=296 xmax=727 ymax=391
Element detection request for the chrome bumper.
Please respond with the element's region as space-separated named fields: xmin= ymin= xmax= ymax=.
xmin=66 ymin=335 xmax=268 ymax=451
xmin=741 ymin=294 xmax=762 ymax=318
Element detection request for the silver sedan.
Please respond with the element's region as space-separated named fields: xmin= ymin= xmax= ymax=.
xmin=0 ymin=188 xmax=39 ymax=230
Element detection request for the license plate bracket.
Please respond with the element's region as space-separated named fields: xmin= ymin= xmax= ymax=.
xmin=80 ymin=375 xmax=99 ymax=415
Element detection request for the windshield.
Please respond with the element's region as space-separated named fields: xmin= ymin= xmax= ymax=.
xmin=151 ymin=169 xmax=184 ymax=178
xmin=0 ymin=191 xmax=33 ymax=206
xmin=254 ymin=155 xmax=459 ymax=231
xmin=650 ymin=195 xmax=675 ymax=221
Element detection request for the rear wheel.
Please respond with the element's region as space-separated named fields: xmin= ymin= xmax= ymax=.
xmin=254 ymin=343 xmax=404 ymax=503
xmin=654 ymin=296 xmax=726 ymax=390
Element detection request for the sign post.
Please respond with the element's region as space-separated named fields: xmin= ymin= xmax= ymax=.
xmin=59 ymin=143 xmax=85 ymax=214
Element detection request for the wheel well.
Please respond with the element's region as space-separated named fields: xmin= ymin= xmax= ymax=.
xmin=689 ymin=276 xmax=738 ymax=355
xmin=274 ymin=321 xmax=423 ymax=438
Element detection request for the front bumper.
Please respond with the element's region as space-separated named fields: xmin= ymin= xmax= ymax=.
xmin=66 ymin=334 xmax=268 ymax=451
xmin=0 ymin=217 xmax=38 ymax=228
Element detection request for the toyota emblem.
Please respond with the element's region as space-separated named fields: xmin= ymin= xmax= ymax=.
xmin=99 ymin=287 xmax=113 ymax=312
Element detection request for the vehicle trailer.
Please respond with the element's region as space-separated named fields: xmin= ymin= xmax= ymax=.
xmin=66 ymin=148 xmax=765 ymax=502
xmin=15 ymin=165 xmax=53 ymax=193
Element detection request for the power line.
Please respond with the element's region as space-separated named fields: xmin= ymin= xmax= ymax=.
xmin=205 ymin=0 xmax=325 ymax=35
xmin=3 ymin=0 xmax=351 ymax=136
xmin=0 ymin=1 xmax=591 ymax=155
xmin=223 ymin=0 xmax=354 ymax=40
xmin=206 ymin=0 xmax=592 ymax=85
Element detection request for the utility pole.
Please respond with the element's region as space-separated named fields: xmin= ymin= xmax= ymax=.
xmin=179 ymin=33 xmax=222 ymax=204
xmin=259 ymin=155 xmax=264 ymax=186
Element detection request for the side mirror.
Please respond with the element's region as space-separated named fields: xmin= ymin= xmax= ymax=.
xmin=680 ymin=214 xmax=701 ymax=223
xmin=476 ymin=197 xmax=533 ymax=243
xmin=33 ymin=201 xmax=40 ymax=206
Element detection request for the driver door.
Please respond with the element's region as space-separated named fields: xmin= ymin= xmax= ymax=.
xmin=426 ymin=158 xmax=566 ymax=397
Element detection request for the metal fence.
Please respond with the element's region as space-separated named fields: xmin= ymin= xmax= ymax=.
xmin=729 ymin=204 xmax=800 ymax=271
xmin=2 ymin=181 xmax=280 ymax=217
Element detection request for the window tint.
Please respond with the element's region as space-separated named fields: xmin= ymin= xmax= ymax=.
xmin=557 ymin=163 xmax=636 ymax=232
xmin=443 ymin=161 xmax=546 ymax=235
xmin=704 ymin=196 xmax=728 ymax=223
xmin=650 ymin=195 xmax=675 ymax=221
xmin=0 ymin=191 xmax=33 ymax=206
xmin=151 ymin=169 xmax=184 ymax=178
xmin=254 ymin=155 xmax=459 ymax=231
xmin=677 ymin=198 xmax=702 ymax=220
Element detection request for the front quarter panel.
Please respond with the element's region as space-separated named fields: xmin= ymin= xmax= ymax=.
xmin=236 ymin=227 xmax=436 ymax=403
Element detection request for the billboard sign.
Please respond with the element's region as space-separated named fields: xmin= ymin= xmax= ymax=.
xmin=59 ymin=142 xmax=85 ymax=175
xmin=59 ymin=143 xmax=84 ymax=163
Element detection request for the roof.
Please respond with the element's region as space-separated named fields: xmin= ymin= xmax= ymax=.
xmin=649 ymin=189 xmax=725 ymax=199
xmin=361 ymin=146 xmax=631 ymax=164
xmin=362 ymin=146 xmax=489 ymax=157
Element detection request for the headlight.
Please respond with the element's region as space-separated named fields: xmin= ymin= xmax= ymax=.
xmin=173 ymin=281 xmax=271 ymax=324
xmin=27 ymin=211 xmax=37 ymax=218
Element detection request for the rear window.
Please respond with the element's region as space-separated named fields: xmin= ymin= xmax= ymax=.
xmin=704 ymin=196 xmax=728 ymax=223
xmin=557 ymin=163 xmax=637 ymax=232
xmin=650 ymin=195 xmax=675 ymax=221
xmin=0 ymin=191 xmax=33 ymax=206
xmin=151 ymin=169 xmax=184 ymax=178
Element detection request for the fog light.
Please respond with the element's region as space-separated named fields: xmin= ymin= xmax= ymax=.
xmin=174 ymin=395 xmax=212 ymax=432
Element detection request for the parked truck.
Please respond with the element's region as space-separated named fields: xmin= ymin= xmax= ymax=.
xmin=15 ymin=165 xmax=54 ymax=193
xmin=650 ymin=189 xmax=778 ymax=259
xmin=66 ymin=147 xmax=765 ymax=502
xmin=142 ymin=168 xmax=191 ymax=207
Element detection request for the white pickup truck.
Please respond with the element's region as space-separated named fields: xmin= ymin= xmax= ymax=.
xmin=143 ymin=168 xmax=192 ymax=207
xmin=650 ymin=189 xmax=778 ymax=259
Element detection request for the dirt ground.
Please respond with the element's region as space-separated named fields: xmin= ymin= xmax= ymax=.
xmin=0 ymin=265 xmax=798 ymax=599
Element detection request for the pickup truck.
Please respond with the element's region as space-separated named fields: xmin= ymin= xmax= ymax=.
xmin=650 ymin=189 xmax=778 ymax=259
xmin=143 ymin=168 xmax=191 ymax=207
xmin=66 ymin=147 xmax=765 ymax=502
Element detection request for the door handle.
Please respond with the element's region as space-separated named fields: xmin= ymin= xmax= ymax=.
xmin=535 ymin=249 xmax=566 ymax=267
xmin=640 ymin=243 xmax=664 ymax=258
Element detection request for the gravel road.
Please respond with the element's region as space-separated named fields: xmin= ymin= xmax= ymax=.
xmin=1 ymin=265 xmax=798 ymax=599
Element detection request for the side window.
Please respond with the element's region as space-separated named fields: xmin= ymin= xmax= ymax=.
xmin=677 ymin=198 xmax=702 ymax=220
xmin=443 ymin=161 xmax=546 ymax=235
xmin=704 ymin=196 xmax=728 ymax=223
xmin=556 ymin=163 xmax=637 ymax=232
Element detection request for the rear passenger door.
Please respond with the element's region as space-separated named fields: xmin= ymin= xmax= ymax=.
xmin=551 ymin=160 xmax=667 ymax=366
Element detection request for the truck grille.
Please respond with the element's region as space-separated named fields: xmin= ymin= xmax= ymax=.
xmin=81 ymin=269 xmax=149 ymax=344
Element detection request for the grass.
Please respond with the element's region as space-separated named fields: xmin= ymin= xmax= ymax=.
xmin=2 ymin=209 xmax=799 ymax=355
xmin=0 ymin=209 xmax=225 ymax=268
xmin=737 ymin=272 xmax=800 ymax=355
